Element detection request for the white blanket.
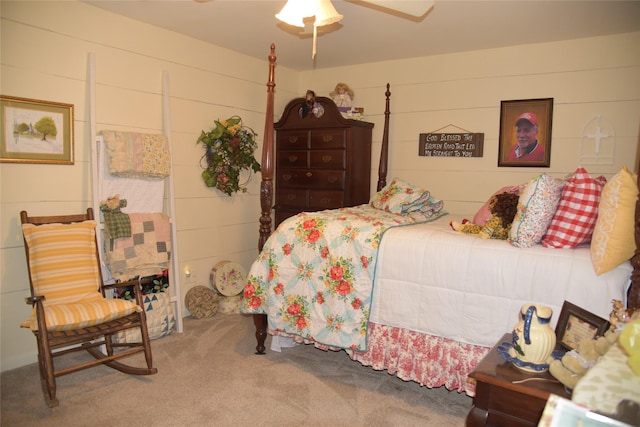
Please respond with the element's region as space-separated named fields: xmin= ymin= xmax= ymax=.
xmin=370 ymin=215 xmax=631 ymax=349
xmin=99 ymin=136 xmax=165 ymax=213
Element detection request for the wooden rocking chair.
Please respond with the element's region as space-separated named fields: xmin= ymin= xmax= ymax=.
xmin=20 ymin=208 xmax=157 ymax=407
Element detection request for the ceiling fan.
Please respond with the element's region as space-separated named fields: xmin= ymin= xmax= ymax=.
xmin=194 ymin=0 xmax=435 ymax=58
xmin=193 ymin=0 xmax=434 ymax=18
xmin=277 ymin=0 xmax=435 ymax=58
xmin=345 ymin=1 xmax=435 ymax=19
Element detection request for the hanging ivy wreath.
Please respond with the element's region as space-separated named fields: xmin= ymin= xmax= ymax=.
xmin=197 ymin=116 xmax=261 ymax=196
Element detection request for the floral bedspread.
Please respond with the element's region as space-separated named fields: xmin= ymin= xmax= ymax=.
xmin=241 ymin=205 xmax=429 ymax=351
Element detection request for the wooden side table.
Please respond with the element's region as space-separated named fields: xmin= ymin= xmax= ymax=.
xmin=466 ymin=333 xmax=570 ymax=427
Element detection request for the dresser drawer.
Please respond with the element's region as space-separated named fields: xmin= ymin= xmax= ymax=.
xmin=277 ymin=131 xmax=309 ymax=149
xmin=277 ymin=150 xmax=309 ymax=169
xmin=309 ymin=150 xmax=345 ymax=169
xmin=310 ymin=130 xmax=346 ymax=149
xmin=309 ymin=190 xmax=344 ymax=209
xmin=277 ymin=169 xmax=345 ymax=190
xmin=275 ymin=189 xmax=308 ymax=209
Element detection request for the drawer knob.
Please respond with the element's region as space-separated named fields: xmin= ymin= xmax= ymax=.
xmin=306 ymin=171 xmax=313 ymax=177
xmin=288 ymin=155 xmax=298 ymax=163
xmin=283 ymin=174 xmax=292 ymax=181
xmin=322 ymin=135 xmax=333 ymax=143
xmin=287 ymin=194 xmax=297 ymax=201
xmin=322 ymin=155 xmax=332 ymax=163
xmin=321 ymin=198 xmax=331 ymax=205
xmin=288 ymin=136 xmax=298 ymax=144
xmin=327 ymin=176 xmax=337 ymax=183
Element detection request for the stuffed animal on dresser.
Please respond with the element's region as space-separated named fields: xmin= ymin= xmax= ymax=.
xmin=450 ymin=192 xmax=519 ymax=240
xmin=549 ymin=300 xmax=640 ymax=390
xmin=330 ymin=82 xmax=354 ymax=109
xmin=548 ymin=329 xmax=618 ymax=390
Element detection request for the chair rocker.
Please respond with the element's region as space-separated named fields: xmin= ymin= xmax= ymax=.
xmin=20 ymin=208 xmax=157 ymax=407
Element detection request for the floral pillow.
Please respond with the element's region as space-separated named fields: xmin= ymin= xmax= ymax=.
xmin=370 ymin=178 xmax=427 ymax=214
xmin=509 ymin=173 xmax=564 ymax=248
xmin=591 ymin=165 xmax=638 ymax=275
xmin=541 ymin=167 xmax=606 ymax=248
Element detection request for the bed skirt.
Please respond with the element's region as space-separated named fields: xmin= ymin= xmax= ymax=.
xmin=270 ymin=321 xmax=490 ymax=396
xmin=347 ymin=323 xmax=489 ymax=396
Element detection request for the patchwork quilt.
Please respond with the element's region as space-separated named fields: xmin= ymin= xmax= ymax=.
xmin=241 ymin=205 xmax=436 ymax=351
xmin=106 ymin=213 xmax=171 ymax=280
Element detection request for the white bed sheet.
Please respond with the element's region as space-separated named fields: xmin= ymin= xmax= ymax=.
xmin=370 ymin=214 xmax=632 ymax=349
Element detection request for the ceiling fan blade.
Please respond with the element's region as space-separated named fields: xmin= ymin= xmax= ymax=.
xmin=358 ymin=0 xmax=434 ymax=18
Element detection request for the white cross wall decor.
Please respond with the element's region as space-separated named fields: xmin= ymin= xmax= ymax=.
xmin=580 ymin=115 xmax=615 ymax=165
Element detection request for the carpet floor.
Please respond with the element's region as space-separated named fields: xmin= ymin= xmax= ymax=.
xmin=1 ymin=313 xmax=472 ymax=426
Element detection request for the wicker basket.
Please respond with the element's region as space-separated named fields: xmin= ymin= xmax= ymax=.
xmin=185 ymin=286 xmax=220 ymax=319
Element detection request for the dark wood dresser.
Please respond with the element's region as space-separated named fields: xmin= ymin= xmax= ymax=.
xmin=273 ymin=96 xmax=374 ymax=228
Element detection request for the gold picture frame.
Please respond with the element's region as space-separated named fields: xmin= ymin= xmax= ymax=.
xmin=555 ymin=301 xmax=610 ymax=351
xmin=498 ymin=98 xmax=553 ymax=167
xmin=0 ymin=95 xmax=74 ymax=164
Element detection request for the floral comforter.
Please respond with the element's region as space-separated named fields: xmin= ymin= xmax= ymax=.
xmin=241 ymin=205 xmax=432 ymax=351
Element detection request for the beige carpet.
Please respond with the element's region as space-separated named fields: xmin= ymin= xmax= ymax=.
xmin=1 ymin=313 xmax=471 ymax=426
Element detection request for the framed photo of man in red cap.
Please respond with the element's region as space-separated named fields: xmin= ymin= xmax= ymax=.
xmin=498 ymin=98 xmax=553 ymax=167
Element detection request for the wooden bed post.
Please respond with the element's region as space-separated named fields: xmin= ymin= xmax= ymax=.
xmin=258 ymin=43 xmax=276 ymax=252
xmin=377 ymin=83 xmax=391 ymax=192
xmin=252 ymin=80 xmax=393 ymax=354
xmin=253 ymin=44 xmax=276 ymax=355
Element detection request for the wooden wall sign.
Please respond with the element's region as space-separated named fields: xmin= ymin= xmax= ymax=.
xmin=419 ymin=133 xmax=484 ymax=158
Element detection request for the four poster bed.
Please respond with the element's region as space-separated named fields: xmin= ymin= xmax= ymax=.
xmin=244 ymin=45 xmax=640 ymax=394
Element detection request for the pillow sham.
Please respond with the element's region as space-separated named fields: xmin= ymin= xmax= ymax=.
xmin=541 ymin=167 xmax=606 ymax=248
xmin=472 ymin=184 xmax=524 ymax=226
xmin=509 ymin=173 xmax=564 ymax=248
xmin=591 ymin=165 xmax=638 ymax=275
xmin=370 ymin=178 xmax=426 ymax=214
xmin=400 ymin=190 xmax=446 ymax=221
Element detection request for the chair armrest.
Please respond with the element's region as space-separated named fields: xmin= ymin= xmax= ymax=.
xmin=25 ymin=295 xmax=45 ymax=305
xmin=24 ymin=295 xmax=48 ymax=332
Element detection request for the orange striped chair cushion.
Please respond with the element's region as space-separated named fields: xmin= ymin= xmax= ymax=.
xmin=21 ymin=220 xmax=140 ymax=331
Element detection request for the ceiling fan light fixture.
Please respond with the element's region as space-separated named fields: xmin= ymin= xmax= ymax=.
xmin=314 ymin=0 xmax=344 ymax=27
xmin=275 ymin=0 xmax=343 ymax=27
xmin=275 ymin=0 xmax=310 ymax=28
xmin=276 ymin=0 xmax=344 ymax=60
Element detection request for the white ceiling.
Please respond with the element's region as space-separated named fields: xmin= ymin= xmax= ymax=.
xmin=85 ymin=0 xmax=640 ymax=71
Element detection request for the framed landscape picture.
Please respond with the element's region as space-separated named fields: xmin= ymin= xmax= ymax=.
xmin=498 ymin=98 xmax=553 ymax=167
xmin=0 ymin=95 xmax=74 ymax=164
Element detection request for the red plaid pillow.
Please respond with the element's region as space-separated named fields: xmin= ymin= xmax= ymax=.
xmin=541 ymin=168 xmax=606 ymax=248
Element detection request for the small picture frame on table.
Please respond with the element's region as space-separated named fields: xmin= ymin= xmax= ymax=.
xmin=555 ymin=301 xmax=610 ymax=351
